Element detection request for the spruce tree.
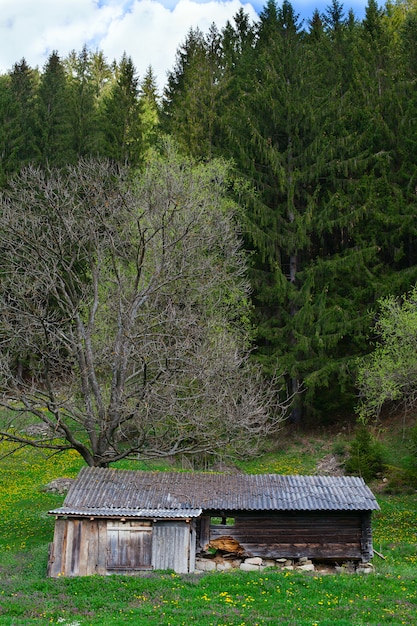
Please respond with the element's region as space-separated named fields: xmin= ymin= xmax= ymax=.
xmin=66 ymin=46 xmax=102 ymax=157
xmin=139 ymin=66 xmax=161 ymax=159
xmin=101 ymin=53 xmax=143 ymax=166
xmin=0 ymin=75 xmax=15 ymax=185
xmin=10 ymin=59 xmax=39 ymax=169
xmin=37 ymin=51 xmax=75 ymax=166
xmin=162 ymin=26 xmax=223 ymax=159
xmin=89 ymin=50 xmax=112 ymax=99
xmin=3 ymin=59 xmax=39 ymax=176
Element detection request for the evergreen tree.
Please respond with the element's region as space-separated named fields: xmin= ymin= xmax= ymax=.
xmin=363 ymin=0 xmax=384 ymax=39
xmin=220 ymin=8 xmax=255 ymax=72
xmin=324 ymin=0 xmax=346 ymax=38
xmin=89 ymin=49 xmax=113 ymax=99
xmin=216 ymin=9 xmax=256 ymax=161
xmin=0 ymin=74 xmax=14 ymax=186
xmin=139 ymin=66 xmax=161 ymax=158
xmin=0 ymin=59 xmax=39 ymax=180
xmin=307 ymin=9 xmax=326 ymax=41
xmin=162 ymin=26 xmax=223 ymax=159
xmin=216 ymin=2 xmax=326 ymax=416
xmin=101 ymin=53 xmax=143 ymax=166
xmin=37 ymin=51 xmax=75 ymax=166
xmin=256 ymin=0 xmax=281 ymax=43
xmin=66 ymin=46 xmax=102 ymax=157
xmin=10 ymin=59 xmax=40 ymax=162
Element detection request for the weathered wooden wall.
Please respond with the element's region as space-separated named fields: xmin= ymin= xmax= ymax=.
xmin=48 ymin=510 xmax=374 ymax=577
xmin=48 ymin=518 xmax=108 ymax=577
xmin=107 ymin=520 xmax=153 ymax=571
xmin=48 ymin=517 xmax=196 ymax=577
xmin=152 ymin=520 xmax=196 ymax=573
xmin=207 ymin=512 xmax=373 ymax=562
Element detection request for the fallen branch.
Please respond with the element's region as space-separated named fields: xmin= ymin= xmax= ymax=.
xmin=373 ymin=548 xmax=386 ymax=560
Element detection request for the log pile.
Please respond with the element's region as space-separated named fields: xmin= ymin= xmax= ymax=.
xmin=209 ymin=535 xmax=245 ymax=556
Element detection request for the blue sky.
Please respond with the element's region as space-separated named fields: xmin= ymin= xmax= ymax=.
xmin=0 ymin=0 xmax=369 ymax=89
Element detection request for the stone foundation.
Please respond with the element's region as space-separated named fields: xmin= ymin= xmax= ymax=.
xmin=195 ymin=554 xmax=374 ymax=574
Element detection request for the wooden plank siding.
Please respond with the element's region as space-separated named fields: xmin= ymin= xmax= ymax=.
xmin=106 ymin=521 xmax=153 ymax=572
xmin=208 ymin=512 xmax=373 ymax=561
xmin=48 ymin=518 xmax=196 ymax=577
xmin=152 ymin=520 xmax=195 ymax=573
xmin=48 ymin=518 xmax=108 ymax=577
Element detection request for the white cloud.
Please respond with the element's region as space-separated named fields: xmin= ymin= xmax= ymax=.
xmin=100 ymin=0 xmax=258 ymax=88
xmin=0 ymin=0 xmax=258 ymax=90
xmin=0 ymin=0 xmax=368 ymax=90
xmin=0 ymin=0 xmax=121 ymax=67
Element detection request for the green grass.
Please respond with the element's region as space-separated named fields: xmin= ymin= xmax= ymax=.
xmin=1 ymin=442 xmax=417 ymax=625
xmin=1 ymin=565 xmax=417 ymax=625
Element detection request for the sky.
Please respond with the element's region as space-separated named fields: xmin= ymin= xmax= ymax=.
xmin=0 ymin=0 xmax=369 ymax=91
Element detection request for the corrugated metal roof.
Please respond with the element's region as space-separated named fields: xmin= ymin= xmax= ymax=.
xmin=50 ymin=507 xmax=202 ymax=519
xmin=49 ymin=467 xmax=379 ymax=518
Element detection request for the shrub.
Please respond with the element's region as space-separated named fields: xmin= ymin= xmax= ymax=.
xmin=344 ymin=425 xmax=385 ymax=482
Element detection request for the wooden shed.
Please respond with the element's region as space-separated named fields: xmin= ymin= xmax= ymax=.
xmin=48 ymin=468 xmax=379 ymax=577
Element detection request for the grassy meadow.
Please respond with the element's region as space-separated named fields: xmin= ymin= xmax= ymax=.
xmin=0 ymin=431 xmax=417 ymax=626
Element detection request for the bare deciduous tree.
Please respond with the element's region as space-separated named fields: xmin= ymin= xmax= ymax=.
xmin=0 ymin=146 xmax=288 ymax=466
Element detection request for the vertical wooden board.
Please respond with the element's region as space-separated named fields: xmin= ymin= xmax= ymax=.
xmin=152 ymin=522 xmax=190 ymax=573
xmin=198 ymin=516 xmax=210 ymax=552
xmin=47 ymin=519 xmax=66 ymax=577
xmin=77 ymin=520 xmax=87 ymax=577
xmin=47 ymin=542 xmax=55 ymax=577
xmin=106 ymin=525 xmax=119 ymax=569
xmin=361 ymin=512 xmax=374 ymax=561
xmin=78 ymin=520 xmax=96 ymax=576
xmin=189 ymin=520 xmax=196 ymax=573
xmin=63 ymin=520 xmax=74 ymax=576
xmin=151 ymin=523 xmax=162 ymax=570
xmin=118 ymin=529 xmax=128 ymax=567
xmin=174 ymin=524 xmax=191 ymax=573
xmin=96 ymin=520 xmax=107 ymax=575
xmin=86 ymin=521 xmax=99 ymax=576
xmin=70 ymin=519 xmax=82 ymax=576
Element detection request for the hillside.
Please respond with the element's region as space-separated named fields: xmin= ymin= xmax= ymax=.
xmin=0 ymin=413 xmax=416 ymax=624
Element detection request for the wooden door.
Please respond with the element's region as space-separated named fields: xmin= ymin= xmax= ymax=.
xmin=107 ymin=521 xmax=153 ymax=571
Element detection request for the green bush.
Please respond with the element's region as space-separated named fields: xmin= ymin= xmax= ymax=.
xmin=332 ymin=440 xmax=348 ymax=458
xmin=409 ymin=423 xmax=417 ymax=461
xmin=344 ymin=425 xmax=385 ymax=482
xmin=401 ymin=424 xmax=417 ymax=488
